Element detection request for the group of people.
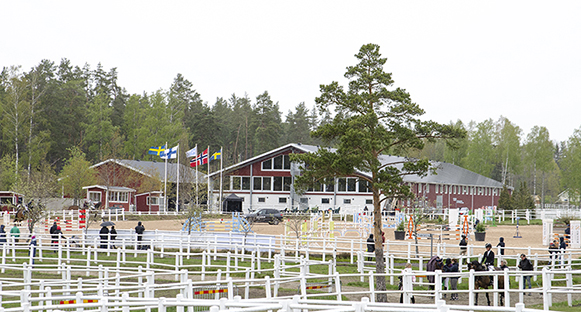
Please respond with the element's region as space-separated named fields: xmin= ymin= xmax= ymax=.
xmin=0 ymin=224 xmax=21 ymax=244
xmin=49 ymin=222 xmax=64 ymax=249
xmin=99 ymin=224 xmax=118 ymax=249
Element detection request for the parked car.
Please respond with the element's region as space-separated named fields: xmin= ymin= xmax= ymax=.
xmin=244 ymin=208 xmax=283 ymax=225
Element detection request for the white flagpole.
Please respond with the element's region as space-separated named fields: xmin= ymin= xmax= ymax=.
xmin=176 ymin=143 xmax=180 ymax=214
xmin=219 ymin=146 xmax=223 ymax=212
xmin=195 ymin=144 xmax=198 ymax=208
xmin=164 ymin=141 xmax=168 ymax=213
xmin=207 ymin=145 xmax=210 ymax=212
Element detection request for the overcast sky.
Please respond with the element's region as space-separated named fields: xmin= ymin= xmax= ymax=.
xmin=2 ymin=1 xmax=580 ymax=142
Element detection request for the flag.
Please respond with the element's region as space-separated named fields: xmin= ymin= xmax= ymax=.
xmin=160 ymin=145 xmax=178 ymax=159
xmin=186 ymin=147 xmax=197 ymax=158
xmin=190 ymin=148 xmax=208 ymax=167
xmin=210 ymin=149 xmax=221 ymax=161
xmin=148 ymin=145 xmax=166 ymax=156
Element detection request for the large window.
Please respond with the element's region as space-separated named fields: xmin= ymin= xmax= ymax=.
xmin=231 ymin=176 xmax=251 ymax=190
xmin=89 ymin=192 xmax=101 ymax=203
xmin=109 ymin=191 xmax=128 ymax=203
xmin=273 ymin=176 xmax=292 ymax=191
xmin=147 ymin=196 xmax=159 ymax=205
xmin=262 ymin=155 xmax=291 ymax=170
xmin=253 ymin=177 xmax=272 ymax=191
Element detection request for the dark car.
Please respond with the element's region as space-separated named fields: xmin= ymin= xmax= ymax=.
xmin=244 ymin=208 xmax=283 ymax=225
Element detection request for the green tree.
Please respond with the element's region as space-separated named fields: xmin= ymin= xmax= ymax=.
xmin=0 ymin=154 xmax=19 ymax=190
xmin=524 ymin=126 xmax=554 ymax=208
xmin=495 ymin=116 xmax=522 ymax=185
xmin=84 ymin=93 xmax=116 ymax=161
xmin=252 ymin=91 xmax=281 ymax=154
xmin=463 ymin=119 xmax=496 ymax=178
xmin=59 ymin=147 xmax=97 ymax=206
xmin=513 ymin=182 xmax=535 ymax=210
xmin=498 ymin=185 xmax=514 ymax=210
xmin=282 ymin=102 xmax=314 ymax=145
xmin=291 ymin=44 xmax=465 ymax=302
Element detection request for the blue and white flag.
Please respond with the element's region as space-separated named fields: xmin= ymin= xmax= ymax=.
xmin=160 ymin=145 xmax=178 ymax=159
xmin=186 ymin=146 xmax=197 ymax=158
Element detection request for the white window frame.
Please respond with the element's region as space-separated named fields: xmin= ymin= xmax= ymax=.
xmin=89 ymin=191 xmax=101 ymax=203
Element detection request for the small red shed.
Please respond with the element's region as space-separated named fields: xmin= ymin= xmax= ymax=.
xmin=82 ymin=185 xmax=136 ymax=211
xmin=0 ymin=191 xmax=24 ymax=211
xmin=135 ymin=191 xmax=163 ymax=213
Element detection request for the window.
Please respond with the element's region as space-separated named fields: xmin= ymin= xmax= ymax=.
xmin=262 ymin=159 xmax=272 ymax=170
xmin=366 ymin=199 xmax=373 ymax=205
xmin=300 ymin=198 xmax=308 ymax=204
xmin=253 ymin=177 xmax=262 ymax=190
xmin=262 ymin=155 xmax=291 ymax=170
xmin=343 ymin=199 xmax=351 ymax=204
xmin=109 ymin=191 xmax=128 ymax=203
xmin=232 ymin=177 xmax=241 ymax=190
xmin=283 ymin=177 xmax=292 ymax=191
xmin=347 ymin=178 xmax=357 ymax=192
xmin=321 ymin=198 xmax=330 ymax=204
xmin=258 ymin=197 xmax=266 ymax=203
xmin=325 ymin=183 xmax=334 ymax=192
xmin=263 ymin=177 xmax=271 ymax=191
xmin=338 ymin=178 xmax=346 ymax=192
xmin=273 ymin=177 xmax=283 ymax=191
xmin=358 ymin=180 xmax=369 ymax=193
xmin=279 ymin=197 xmax=287 ymax=203
xmin=147 ymin=196 xmax=159 ymax=205
xmin=89 ymin=192 xmax=101 ymax=202
xmin=242 ymin=177 xmax=251 ymax=190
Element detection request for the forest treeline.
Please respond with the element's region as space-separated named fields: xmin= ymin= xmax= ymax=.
xmin=1 ymin=59 xmax=581 ymax=206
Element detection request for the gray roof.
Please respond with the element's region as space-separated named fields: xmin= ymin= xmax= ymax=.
xmin=92 ymin=159 xmax=202 ymax=184
xmin=212 ymin=143 xmax=504 ymax=188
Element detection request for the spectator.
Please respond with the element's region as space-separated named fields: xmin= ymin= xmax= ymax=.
xmin=548 ymin=239 xmax=559 ymax=264
xmin=443 ymin=258 xmax=452 ymax=298
xmin=99 ymin=226 xmax=109 ymax=249
xmin=565 ymin=223 xmax=570 ymax=238
xmin=459 ymin=234 xmax=467 ymax=256
xmin=496 ymin=237 xmax=505 ymax=256
xmin=448 ymin=258 xmax=459 ymax=300
xmin=29 ymin=235 xmax=37 ymax=265
xmin=559 ymin=236 xmax=567 ymax=264
xmin=110 ymin=226 xmax=118 ymax=249
xmin=49 ymin=221 xmax=57 ymax=236
xmin=10 ymin=224 xmax=20 ymax=243
xmin=399 ymin=263 xmax=416 ymax=303
xmin=53 ymin=226 xmax=64 ymax=251
xmin=366 ymin=234 xmax=375 ymax=261
xmin=518 ymin=254 xmax=534 ymax=295
xmin=135 ymin=221 xmax=145 ymax=250
xmin=500 ymin=260 xmax=509 ymax=270
xmin=0 ymin=224 xmax=6 ymax=244
xmin=381 ymin=231 xmax=385 ymax=244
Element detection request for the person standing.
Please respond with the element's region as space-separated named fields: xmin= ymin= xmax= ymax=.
xmin=135 ymin=221 xmax=145 ymax=250
xmin=448 ymin=258 xmax=459 ymax=300
xmin=559 ymin=236 xmax=567 ymax=265
xmin=49 ymin=221 xmax=58 ymax=248
xmin=0 ymin=224 xmax=6 ymax=244
xmin=49 ymin=221 xmax=58 ymax=236
xmin=459 ymin=235 xmax=467 ymax=256
xmin=110 ymin=226 xmax=118 ymax=249
xmin=10 ymin=224 xmax=20 ymax=244
xmin=496 ymin=237 xmax=505 ymax=256
xmin=366 ymin=234 xmax=375 ymax=261
xmin=482 ymin=243 xmax=495 ymax=270
xmin=548 ymin=239 xmax=559 ymax=264
xmin=518 ymin=254 xmax=534 ymax=295
xmin=99 ymin=226 xmax=109 ymax=249
xmin=29 ymin=235 xmax=37 ymax=265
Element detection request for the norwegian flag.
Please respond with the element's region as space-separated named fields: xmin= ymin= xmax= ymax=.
xmin=190 ymin=148 xmax=209 ymax=167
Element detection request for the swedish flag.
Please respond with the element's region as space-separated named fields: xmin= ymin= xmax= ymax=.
xmin=148 ymin=145 xmax=166 ymax=156
xmin=210 ymin=149 xmax=221 ymax=161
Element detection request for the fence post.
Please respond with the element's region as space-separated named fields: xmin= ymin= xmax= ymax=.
xmin=334 ymin=272 xmax=342 ymax=301
xmin=468 ymin=269 xmax=475 ymax=306
xmin=567 ymin=268 xmax=573 ymax=307
xmin=434 ymin=270 xmax=442 ymax=302
xmin=542 ymin=267 xmax=550 ymax=310
xmin=503 ymin=268 xmax=510 ymax=307
xmin=368 ymin=270 xmax=375 ymax=303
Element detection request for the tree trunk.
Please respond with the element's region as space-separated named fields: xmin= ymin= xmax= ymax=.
xmin=372 ymin=188 xmax=387 ymax=302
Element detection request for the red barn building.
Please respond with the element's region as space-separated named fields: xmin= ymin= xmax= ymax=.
xmin=208 ymin=143 xmax=510 ymax=214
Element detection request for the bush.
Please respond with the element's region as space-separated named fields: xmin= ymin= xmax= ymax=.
xmin=396 ymin=220 xmax=406 ymax=231
xmin=475 ymin=222 xmax=486 ymax=233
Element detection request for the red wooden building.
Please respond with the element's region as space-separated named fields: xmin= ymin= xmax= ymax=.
xmin=82 ymin=185 xmax=136 ymax=211
xmin=208 ymin=143 xmax=510 ymax=214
